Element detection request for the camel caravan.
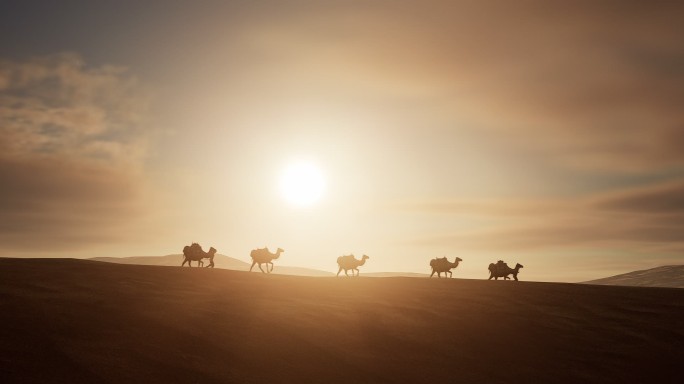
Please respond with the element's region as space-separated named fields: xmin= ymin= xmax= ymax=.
xmin=181 ymin=243 xmax=523 ymax=281
xmin=428 ymin=256 xmax=525 ymax=281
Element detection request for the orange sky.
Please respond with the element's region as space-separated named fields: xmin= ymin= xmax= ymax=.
xmin=1 ymin=1 xmax=683 ymax=281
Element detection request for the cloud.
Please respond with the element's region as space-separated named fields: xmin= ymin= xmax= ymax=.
xmin=0 ymin=53 xmax=150 ymax=163
xmin=229 ymin=1 xmax=684 ymax=173
xmin=0 ymin=53 xmax=152 ymax=254
xmin=592 ymin=180 xmax=684 ymax=213
xmin=400 ymin=178 xmax=684 ymax=253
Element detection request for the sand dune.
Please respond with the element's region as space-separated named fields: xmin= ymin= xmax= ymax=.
xmin=90 ymin=255 xmax=429 ymax=278
xmin=91 ymin=254 xmax=250 ymax=269
xmin=584 ymin=265 xmax=684 ymax=288
xmin=1 ymin=258 xmax=683 ymax=383
xmin=90 ymin=255 xmax=334 ymax=277
xmin=362 ymin=272 xmax=430 ymax=278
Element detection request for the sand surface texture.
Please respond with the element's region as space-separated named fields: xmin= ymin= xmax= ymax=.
xmin=1 ymin=258 xmax=683 ymax=383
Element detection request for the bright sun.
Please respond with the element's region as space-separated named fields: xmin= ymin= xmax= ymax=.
xmin=279 ymin=161 xmax=326 ymax=207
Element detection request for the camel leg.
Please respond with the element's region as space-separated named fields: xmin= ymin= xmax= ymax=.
xmin=513 ymin=274 xmax=518 ymax=281
xmin=249 ymin=260 xmax=257 ymax=272
xmin=447 ymin=271 xmax=452 ymax=278
xmin=258 ymin=263 xmax=266 ymax=273
xmin=337 ymin=267 xmax=342 ymax=276
xmin=268 ymin=262 xmax=274 ymax=273
xmin=182 ymin=258 xmax=187 ymax=267
xmin=344 ymin=269 xmax=349 ymax=277
xmin=354 ymin=268 xmax=359 ymax=277
xmin=430 ymin=269 xmax=435 ymax=278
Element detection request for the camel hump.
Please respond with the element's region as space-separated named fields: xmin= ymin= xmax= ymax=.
xmin=431 ymin=257 xmax=448 ymax=267
xmin=184 ymin=243 xmax=202 ymax=255
xmin=337 ymin=254 xmax=354 ymax=264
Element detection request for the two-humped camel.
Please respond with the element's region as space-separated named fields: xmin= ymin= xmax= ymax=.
xmin=336 ymin=254 xmax=369 ymax=277
xmin=429 ymin=257 xmax=462 ymax=278
xmin=249 ymin=247 xmax=284 ymax=273
xmin=182 ymin=243 xmax=217 ymax=267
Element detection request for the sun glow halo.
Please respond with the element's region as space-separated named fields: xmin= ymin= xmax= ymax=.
xmin=279 ymin=161 xmax=326 ymax=207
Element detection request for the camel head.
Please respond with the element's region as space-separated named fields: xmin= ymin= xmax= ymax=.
xmin=515 ymin=263 xmax=524 ymax=269
xmin=455 ymin=257 xmax=463 ymax=262
xmin=274 ymin=248 xmax=284 ymax=258
xmin=362 ymin=255 xmax=369 ymax=260
xmin=208 ymin=247 xmax=217 ymax=255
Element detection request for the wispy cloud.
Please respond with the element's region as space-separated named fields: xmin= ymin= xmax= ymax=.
xmin=0 ymin=53 xmax=152 ymax=254
xmin=232 ymin=1 xmax=684 ymax=173
xmin=399 ymin=179 xmax=684 ymax=254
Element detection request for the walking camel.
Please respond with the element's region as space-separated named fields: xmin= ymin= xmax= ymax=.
xmin=182 ymin=243 xmax=217 ymax=267
xmin=249 ymin=247 xmax=284 ymax=273
xmin=429 ymin=256 xmax=463 ymax=278
xmin=336 ymin=254 xmax=369 ymax=277
xmin=488 ymin=261 xmax=524 ymax=281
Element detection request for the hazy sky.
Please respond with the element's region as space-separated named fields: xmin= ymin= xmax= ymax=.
xmin=1 ymin=1 xmax=683 ymax=281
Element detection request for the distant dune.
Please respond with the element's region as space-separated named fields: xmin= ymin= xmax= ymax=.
xmin=1 ymin=258 xmax=683 ymax=383
xmin=90 ymin=254 xmax=334 ymax=277
xmin=363 ymin=272 xmax=430 ymax=278
xmin=583 ymin=265 xmax=684 ymax=288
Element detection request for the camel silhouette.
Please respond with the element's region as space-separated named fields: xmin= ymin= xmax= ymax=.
xmin=182 ymin=243 xmax=217 ymax=267
xmin=429 ymin=257 xmax=463 ymax=278
xmin=249 ymin=247 xmax=284 ymax=273
xmin=336 ymin=254 xmax=369 ymax=277
xmin=198 ymin=251 xmax=216 ymax=268
xmin=488 ymin=261 xmax=524 ymax=281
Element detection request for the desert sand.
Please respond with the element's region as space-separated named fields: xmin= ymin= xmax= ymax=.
xmin=1 ymin=258 xmax=683 ymax=383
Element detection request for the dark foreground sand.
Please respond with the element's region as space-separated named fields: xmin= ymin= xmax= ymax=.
xmin=1 ymin=258 xmax=683 ymax=383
